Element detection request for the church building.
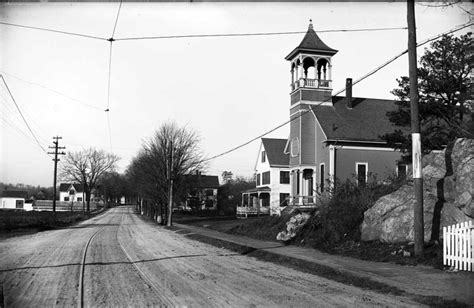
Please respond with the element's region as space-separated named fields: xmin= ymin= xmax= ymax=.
xmin=284 ymin=21 xmax=406 ymax=208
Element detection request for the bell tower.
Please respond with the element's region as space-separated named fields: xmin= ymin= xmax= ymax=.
xmin=286 ymin=20 xmax=337 ymax=106
xmin=285 ymin=20 xmax=337 ymax=202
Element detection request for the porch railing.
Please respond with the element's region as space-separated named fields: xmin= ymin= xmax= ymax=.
xmin=289 ymin=195 xmax=318 ymax=207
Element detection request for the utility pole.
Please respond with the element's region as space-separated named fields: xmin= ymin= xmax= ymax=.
xmin=407 ymin=0 xmax=424 ymax=256
xmin=48 ymin=136 xmax=66 ymax=216
xmin=167 ymin=141 xmax=174 ymax=227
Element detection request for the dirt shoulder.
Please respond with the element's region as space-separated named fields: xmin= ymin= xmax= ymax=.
xmin=173 ymin=220 xmax=474 ymax=307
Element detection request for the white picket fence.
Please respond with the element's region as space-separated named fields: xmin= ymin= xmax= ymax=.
xmin=443 ymin=220 xmax=474 ymax=272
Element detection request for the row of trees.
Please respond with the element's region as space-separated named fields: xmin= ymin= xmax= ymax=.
xmin=126 ymin=122 xmax=206 ymax=223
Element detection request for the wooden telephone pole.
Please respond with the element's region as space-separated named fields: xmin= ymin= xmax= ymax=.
xmin=167 ymin=141 xmax=174 ymax=227
xmin=48 ymin=136 xmax=66 ymax=215
xmin=407 ymin=0 xmax=424 ymax=256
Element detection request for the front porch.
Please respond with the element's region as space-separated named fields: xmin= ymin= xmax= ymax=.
xmin=289 ymin=167 xmax=324 ymax=210
xmin=238 ymin=186 xmax=271 ymax=219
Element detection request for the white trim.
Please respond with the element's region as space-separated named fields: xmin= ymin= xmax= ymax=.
xmin=291 ymin=100 xmax=333 ymax=109
xmin=254 ymin=142 xmax=263 ymax=171
xmin=290 ymin=137 xmax=300 ymax=158
xmin=283 ymin=134 xmax=290 ymax=154
xmin=270 ymin=164 xmax=290 ymax=168
xmin=335 ymin=145 xmax=397 ymax=151
xmin=329 ymin=145 xmax=335 ymax=188
xmin=355 ymin=162 xmax=369 ymax=184
xmin=326 ymin=139 xmax=387 ymax=144
xmin=299 ymin=113 xmax=302 ymax=165
xmin=289 ymin=109 xmax=306 ymax=118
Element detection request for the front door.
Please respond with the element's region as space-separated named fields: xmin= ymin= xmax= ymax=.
xmin=16 ymin=200 xmax=24 ymax=209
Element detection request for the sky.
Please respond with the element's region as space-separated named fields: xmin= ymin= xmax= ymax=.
xmin=0 ymin=2 xmax=471 ymax=187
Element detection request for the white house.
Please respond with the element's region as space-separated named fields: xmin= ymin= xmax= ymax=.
xmin=0 ymin=190 xmax=32 ymax=211
xmin=59 ymin=183 xmax=85 ymax=202
xmin=242 ymin=138 xmax=290 ymax=216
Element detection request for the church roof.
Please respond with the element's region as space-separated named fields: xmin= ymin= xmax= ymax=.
xmin=261 ymin=138 xmax=289 ymax=167
xmin=314 ymin=96 xmax=408 ymax=143
xmin=285 ymin=21 xmax=338 ymax=60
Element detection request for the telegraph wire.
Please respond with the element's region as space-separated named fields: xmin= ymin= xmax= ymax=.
xmin=0 ymin=71 xmax=104 ymax=111
xmin=0 ymin=21 xmax=107 ymax=41
xmin=114 ymin=27 xmax=408 ymax=42
xmin=202 ymin=21 xmax=473 ymax=163
xmin=111 ymin=0 xmax=123 ymax=39
xmin=0 ymin=74 xmax=48 ymax=155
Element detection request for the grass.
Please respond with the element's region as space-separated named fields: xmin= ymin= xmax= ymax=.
xmin=183 ymin=215 xmax=445 ymax=269
xmin=0 ymin=208 xmax=106 ymax=234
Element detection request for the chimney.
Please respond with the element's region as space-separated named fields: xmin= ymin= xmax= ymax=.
xmin=346 ymin=78 xmax=353 ymax=109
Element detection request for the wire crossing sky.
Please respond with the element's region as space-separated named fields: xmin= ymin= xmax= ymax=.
xmin=0 ymin=2 xmax=470 ymax=185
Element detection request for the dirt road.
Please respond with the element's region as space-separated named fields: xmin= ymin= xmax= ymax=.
xmin=1 ymin=206 xmax=421 ymax=307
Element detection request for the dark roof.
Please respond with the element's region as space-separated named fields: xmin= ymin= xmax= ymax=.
xmin=243 ymin=186 xmax=271 ymax=194
xmin=0 ymin=190 xmax=27 ymax=198
xmin=261 ymin=138 xmax=289 ymax=167
xmin=314 ymin=96 xmax=407 ymax=143
xmin=59 ymin=183 xmax=84 ymax=192
xmin=184 ymin=175 xmax=220 ymax=189
xmin=285 ymin=22 xmax=338 ymax=60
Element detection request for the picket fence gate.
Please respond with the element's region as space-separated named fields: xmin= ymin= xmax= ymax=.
xmin=443 ymin=220 xmax=474 ymax=272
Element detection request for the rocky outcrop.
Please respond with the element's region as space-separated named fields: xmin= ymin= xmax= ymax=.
xmin=361 ymin=138 xmax=473 ymax=243
xmin=276 ymin=213 xmax=311 ymax=242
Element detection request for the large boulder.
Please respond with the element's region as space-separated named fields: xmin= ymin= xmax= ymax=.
xmin=361 ymin=138 xmax=474 ymax=243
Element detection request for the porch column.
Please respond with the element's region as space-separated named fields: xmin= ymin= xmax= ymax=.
xmin=299 ymin=169 xmax=304 ymax=205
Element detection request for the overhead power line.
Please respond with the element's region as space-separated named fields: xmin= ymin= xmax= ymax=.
xmin=114 ymin=26 xmax=408 ymax=41
xmin=111 ymin=0 xmax=123 ymax=39
xmin=202 ymin=21 xmax=473 ymax=163
xmin=0 ymin=20 xmax=407 ymax=42
xmin=0 ymin=71 xmax=104 ymax=111
xmin=0 ymin=21 xmax=107 ymax=41
xmin=0 ymin=74 xmax=48 ymax=155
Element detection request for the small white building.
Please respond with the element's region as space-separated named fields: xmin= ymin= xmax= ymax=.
xmin=242 ymin=138 xmax=290 ymax=216
xmin=59 ymin=183 xmax=85 ymax=202
xmin=0 ymin=190 xmax=32 ymax=210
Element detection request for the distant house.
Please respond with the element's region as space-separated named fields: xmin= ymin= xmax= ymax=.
xmin=59 ymin=183 xmax=85 ymax=202
xmin=0 ymin=190 xmax=31 ymax=211
xmin=242 ymin=138 xmax=290 ymax=216
xmin=182 ymin=173 xmax=220 ymax=210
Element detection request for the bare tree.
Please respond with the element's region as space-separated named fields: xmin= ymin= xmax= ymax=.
xmin=60 ymin=148 xmax=119 ymax=212
xmin=126 ymin=121 xmax=206 ymax=223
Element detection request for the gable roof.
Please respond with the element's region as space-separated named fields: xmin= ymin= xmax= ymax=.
xmin=184 ymin=175 xmax=220 ymax=189
xmin=261 ymin=138 xmax=289 ymax=167
xmin=285 ymin=22 xmax=338 ymax=60
xmin=59 ymin=183 xmax=84 ymax=192
xmin=314 ymin=96 xmax=407 ymax=143
xmin=0 ymin=190 xmax=28 ymax=198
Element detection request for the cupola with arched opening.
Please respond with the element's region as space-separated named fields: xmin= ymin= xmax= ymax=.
xmin=285 ymin=20 xmax=337 ymax=98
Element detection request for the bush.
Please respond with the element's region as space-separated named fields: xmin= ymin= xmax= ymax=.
xmin=295 ymin=175 xmax=405 ymax=247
